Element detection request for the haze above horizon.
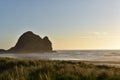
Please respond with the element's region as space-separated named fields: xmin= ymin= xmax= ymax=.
xmin=0 ymin=0 xmax=120 ymax=50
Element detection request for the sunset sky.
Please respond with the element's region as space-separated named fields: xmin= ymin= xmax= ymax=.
xmin=1 ymin=0 xmax=120 ymax=50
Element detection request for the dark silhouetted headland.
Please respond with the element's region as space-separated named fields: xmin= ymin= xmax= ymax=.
xmin=0 ymin=31 xmax=53 ymax=53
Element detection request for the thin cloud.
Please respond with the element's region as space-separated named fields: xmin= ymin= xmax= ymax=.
xmin=78 ymin=32 xmax=120 ymax=39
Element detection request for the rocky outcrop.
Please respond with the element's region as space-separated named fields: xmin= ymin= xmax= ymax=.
xmin=0 ymin=31 xmax=53 ymax=53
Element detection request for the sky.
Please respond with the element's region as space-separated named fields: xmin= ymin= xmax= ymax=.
xmin=0 ymin=0 xmax=120 ymax=50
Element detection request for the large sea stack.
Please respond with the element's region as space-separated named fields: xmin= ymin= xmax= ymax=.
xmin=0 ymin=31 xmax=53 ymax=53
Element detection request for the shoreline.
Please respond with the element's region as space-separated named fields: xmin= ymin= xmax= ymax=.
xmin=2 ymin=56 xmax=120 ymax=67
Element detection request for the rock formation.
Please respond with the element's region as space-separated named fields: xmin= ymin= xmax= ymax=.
xmin=0 ymin=31 xmax=53 ymax=53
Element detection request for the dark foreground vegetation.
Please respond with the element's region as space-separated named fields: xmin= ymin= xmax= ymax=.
xmin=0 ymin=58 xmax=120 ymax=80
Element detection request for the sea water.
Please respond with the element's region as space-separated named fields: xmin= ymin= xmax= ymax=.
xmin=0 ymin=50 xmax=120 ymax=61
xmin=1 ymin=50 xmax=120 ymax=66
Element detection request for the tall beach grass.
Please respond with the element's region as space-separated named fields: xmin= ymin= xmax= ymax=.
xmin=0 ymin=57 xmax=120 ymax=80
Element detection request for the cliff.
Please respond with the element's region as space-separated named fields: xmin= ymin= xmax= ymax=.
xmin=0 ymin=31 xmax=53 ymax=53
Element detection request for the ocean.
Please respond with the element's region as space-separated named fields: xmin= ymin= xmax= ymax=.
xmin=0 ymin=50 xmax=120 ymax=61
xmin=1 ymin=50 xmax=120 ymax=66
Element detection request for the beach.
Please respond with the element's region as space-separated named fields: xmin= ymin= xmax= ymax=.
xmin=0 ymin=50 xmax=120 ymax=66
xmin=0 ymin=50 xmax=120 ymax=79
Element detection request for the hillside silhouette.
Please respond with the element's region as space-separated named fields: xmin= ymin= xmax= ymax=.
xmin=0 ymin=31 xmax=53 ymax=53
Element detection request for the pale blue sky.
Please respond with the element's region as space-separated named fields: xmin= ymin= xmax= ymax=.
xmin=0 ymin=0 xmax=120 ymax=50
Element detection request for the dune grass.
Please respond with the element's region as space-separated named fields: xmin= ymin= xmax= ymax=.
xmin=0 ymin=57 xmax=120 ymax=80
